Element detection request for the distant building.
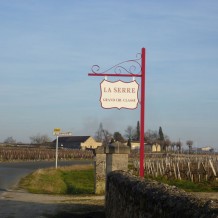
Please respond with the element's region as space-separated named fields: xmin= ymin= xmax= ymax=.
xmin=130 ymin=141 xmax=140 ymax=150
xmin=52 ymin=136 xmax=102 ymax=150
xmin=201 ymin=146 xmax=214 ymax=151
xmin=152 ymin=143 xmax=161 ymax=152
xmin=126 ymin=141 xmax=160 ymax=153
xmin=197 ymin=146 xmax=214 ymax=153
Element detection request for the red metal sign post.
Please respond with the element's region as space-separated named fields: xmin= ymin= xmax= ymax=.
xmin=88 ymin=48 xmax=146 ymax=177
xmin=140 ymin=48 xmax=146 ymax=177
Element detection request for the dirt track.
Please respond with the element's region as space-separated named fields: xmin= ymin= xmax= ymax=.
xmin=0 ymin=188 xmax=105 ymax=218
xmin=191 ymin=192 xmax=218 ymax=201
xmin=1 ymin=187 xmax=218 ymax=218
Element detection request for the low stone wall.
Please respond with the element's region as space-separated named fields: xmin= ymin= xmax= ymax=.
xmin=105 ymin=171 xmax=218 ymax=218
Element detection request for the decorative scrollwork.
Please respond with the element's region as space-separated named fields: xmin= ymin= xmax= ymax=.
xmin=91 ymin=65 xmax=101 ymax=73
xmin=91 ymin=54 xmax=142 ymax=76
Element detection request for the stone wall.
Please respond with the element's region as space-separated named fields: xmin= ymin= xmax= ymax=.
xmin=105 ymin=171 xmax=218 ymax=218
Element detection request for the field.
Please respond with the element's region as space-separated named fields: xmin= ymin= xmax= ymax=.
xmin=0 ymin=146 xmax=94 ymax=161
xmin=132 ymin=153 xmax=218 ymax=191
xmin=2 ymin=146 xmax=218 ymax=193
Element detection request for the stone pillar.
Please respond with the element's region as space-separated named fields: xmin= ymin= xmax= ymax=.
xmin=94 ymin=146 xmax=106 ymax=194
xmin=94 ymin=142 xmax=130 ymax=194
xmin=105 ymin=142 xmax=130 ymax=175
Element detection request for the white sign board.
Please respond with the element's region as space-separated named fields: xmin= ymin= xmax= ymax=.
xmin=100 ymin=80 xmax=139 ymax=109
xmin=55 ymin=132 xmax=72 ymax=137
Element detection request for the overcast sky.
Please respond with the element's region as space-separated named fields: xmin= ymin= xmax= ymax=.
xmin=0 ymin=0 xmax=218 ymax=149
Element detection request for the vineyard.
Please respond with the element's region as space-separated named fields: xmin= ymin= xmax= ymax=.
xmin=0 ymin=146 xmax=94 ymax=161
xmin=133 ymin=153 xmax=218 ymax=183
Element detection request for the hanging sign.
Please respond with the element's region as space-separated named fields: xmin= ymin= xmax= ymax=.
xmin=100 ymin=80 xmax=139 ymax=109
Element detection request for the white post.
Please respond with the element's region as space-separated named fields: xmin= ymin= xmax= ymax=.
xmin=55 ymin=136 xmax=59 ymax=169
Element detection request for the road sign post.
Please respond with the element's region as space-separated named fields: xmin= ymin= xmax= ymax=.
xmin=88 ymin=48 xmax=146 ymax=177
xmin=55 ymin=135 xmax=59 ymax=169
xmin=53 ymin=129 xmax=72 ymax=169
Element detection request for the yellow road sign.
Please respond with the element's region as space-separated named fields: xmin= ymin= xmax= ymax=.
xmin=54 ymin=128 xmax=61 ymax=132
xmin=53 ymin=128 xmax=61 ymax=136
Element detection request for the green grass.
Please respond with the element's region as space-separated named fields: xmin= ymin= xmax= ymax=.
xmin=61 ymin=170 xmax=94 ymax=194
xmin=19 ymin=165 xmax=95 ymax=195
xmin=145 ymin=175 xmax=218 ymax=192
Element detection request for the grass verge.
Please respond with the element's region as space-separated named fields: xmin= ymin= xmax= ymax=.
xmin=19 ymin=165 xmax=94 ymax=195
xmin=145 ymin=175 xmax=218 ymax=192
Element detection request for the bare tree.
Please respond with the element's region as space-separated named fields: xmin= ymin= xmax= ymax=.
xmin=186 ymin=140 xmax=193 ymax=154
xmin=4 ymin=136 xmax=16 ymax=144
xmin=171 ymin=142 xmax=177 ymax=152
xmin=144 ymin=130 xmax=159 ymax=144
xmin=102 ymin=129 xmax=112 ymax=146
xmin=30 ymin=134 xmax=51 ymax=145
xmin=164 ymin=139 xmax=171 ymax=152
xmin=94 ymin=123 xmax=112 ymax=145
xmin=176 ymin=141 xmax=182 ymax=153
xmin=95 ymin=123 xmax=104 ymax=142
xmin=124 ymin=126 xmax=135 ymax=139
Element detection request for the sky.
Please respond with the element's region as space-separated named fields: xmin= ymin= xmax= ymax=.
xmin=0 ymin=0 xmax=218 ymax=149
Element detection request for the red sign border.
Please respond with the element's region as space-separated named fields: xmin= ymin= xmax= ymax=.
xmin=99 ymin=79 xmax=139 ymax=110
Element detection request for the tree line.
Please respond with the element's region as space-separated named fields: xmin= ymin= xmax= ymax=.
xmin=94 ymin=122 xmax=194 ymax=153
xmin=3 ymin=134 xmax=52 ymax=145
xmin=2 ymin=122 xmax=194 ymax=153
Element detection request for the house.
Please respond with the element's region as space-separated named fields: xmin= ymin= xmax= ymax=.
xmin=53 ymin=136 xmax=102 ymax=150
xmin=129 ymin=141 xmax=140 ymax=150
xmin=201 ymin=146 xmax=214 ymax=152
xmin=152 ymin=143 xmax=161 ymax=152
xmin=196 ymin=146 xmax=214 ymax=153
xmin=126 ymin=141 xmax=155 ymax=152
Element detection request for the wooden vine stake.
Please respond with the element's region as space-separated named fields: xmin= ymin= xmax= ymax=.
xmin=209 ymin=159 xmax=217 ymax=177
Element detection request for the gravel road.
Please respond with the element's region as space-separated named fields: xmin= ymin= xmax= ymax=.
xmin=0 ymin=188 xmax=105 ymax=218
